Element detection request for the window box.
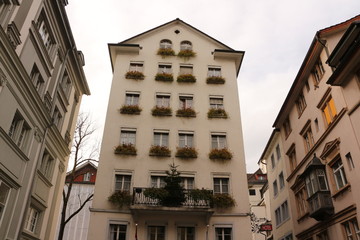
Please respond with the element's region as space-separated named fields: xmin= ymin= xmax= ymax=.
xmin=177 ymin=49 xmax=196 ymax=58
xmin=149 ymin=145 xmax=171 ymax=157
xmin=155 ymin=73 xmax=174 ymax=82
xmin=206 ymin=76 xmax=225 ymax=84
xmin=177 ymin=74 xmax=196 ymax=83
xmin=125 ymin=70 xmax=144 ymax=80
xmin=176 ymin=108 xmax=196 ymax=117
xmin=152 ymin=106 xmax=172 ymax=116
xmin=209 ymin=148 xmax=232 ymax=160
xmin=176 ymin=147 xmax=198 ymax=158
xmin=207 ymin=108 xmax=228 ymax=119
xmin=120 ymin=105 xmax=142 ymax=115
xmin=211 ymin=193 xmax=236 ymax=209
xmin=157 ymin=48 xmax=175 ymax=57
xmin=108 ymin=190 xmax=132 ymax=208
xmin=114 ymin=144 xmax=137 ymax=155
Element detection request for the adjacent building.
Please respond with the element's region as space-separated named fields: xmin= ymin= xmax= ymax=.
xmin=0 ymin=1 xmax=90 ymax=239
xmin=88 ymin=18 xmax=252 ymax=240
xmin=262 ymin=15 xmax=360 ymax=240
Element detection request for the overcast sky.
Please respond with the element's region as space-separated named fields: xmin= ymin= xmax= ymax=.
xmin=66 ymin=0 xmax=360 ymax=173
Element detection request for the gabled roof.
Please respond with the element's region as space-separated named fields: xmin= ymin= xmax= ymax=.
xmin=66 ymin=161 xmax=97 ymax=176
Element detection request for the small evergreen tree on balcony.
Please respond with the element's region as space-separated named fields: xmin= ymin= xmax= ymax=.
xmin=162 ymin=163 xmax=186 ymax=207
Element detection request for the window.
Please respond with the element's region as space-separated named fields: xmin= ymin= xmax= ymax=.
xmin=211 ymin=134 xmax=227 ymax=149
xmin=283 ymin=117 xmax=292 ymax=138
xmin=60 ymin=71 xmax=71 ymax=97
xmin=37 ymin=12 xmax=54 ymax=52
xmin=181 ymin=177 xmax=194 ymax=190
xmin=312 ymin=59 xmax=325 ymax=85
xmin=180 ymin=41 xmax=192 ymax=51
xmin=305 ymin=169 xmax=329 ymax=198
xmin=270 ymin=154 xmax=275 ymax=169
xmin=109 ymin=224 xmax=127 ymax=240
xmin=316 ymin=231 xmax=329 ymax=240
xmin=213 ymin=177 xmax=229 ymax=194
xmin=279 ymin=172 xmax=285 ymax=189
xmin=287 ymin=145 xmax=297 ymax=172
xmin=120 ymin=129 xmax=136 ymax=145
xmin=342 ymin=218 xmax=360 ymax=240
xmin=156 ymin=94 xmax=170 ymax=108
xmin=295 ymin=184 xmax=308 ymax=217
xmin=115 ymin=174 xmax=131 ymax=192
xmin=276 ymin=144 xmax=281 ymax=160
xmin=179 ymin=65 xmax=193 ymax=75
xmin=151 ymin=176 xmax=166 ymax=188
xmin=83 ymin=172 xmax=91 ymax=182
xmin=177 ymin=226 xmax=194 ymax=240
xmin=249 ymin=189 xmax=256 ymax=196
xmin=148 ymin=226 xmax=165 ymax=240
xmin=296 ymin=92 xmax=307 ymax=116
xmin=301 ymin=124 xmax=314 ymax=153
xmin=30 ymin=65 xmax=44 ymax=95
xmin=346 ymin=152 xmax=355 ymax=170
xmin=332 ymin=158 xmax=348 ymax=190
xmin=315 ymin=118 xmax=319 ymax=132
xmin=125 ymin=92 xmax=140 ymax=106
xmin=154 ymin=131 xmax=169 ymax=147
xmin=25 ymin=207 xmax=40 ymax=233
xmin=39 ymin=150 xmax=54 ymax=179
xmin=208 ymin=66 xmax=221 ymax=77
xmin=215 ymin=227 xmax=232 ymax=240
xmin=160 ymin=39 xmax=172 ymax=49
xmin=8 ymin=111 xmax=30 ymax=149
xmin=322 ymin=96 xmax=337 ymax=125
xmin=129 ymin=62 xmax=143 ymax=72
xmin=0 ymin=181 xmax=10 ymax=222
xmin=52 ymin=106 xmax=63 ymax=128
xmin=158 ymin=64 xmax=172 ymax=74
xmin=273 ymin=180 xmax=278 ymax=197
xmin=280 ymin=234 xmax=293 ymax=240
xmin=275 ymin=201 xmax=289 ymax=226
xmin=179 ymin=132 xmax=194 ymax=148
xmin=210 ymin=97 xmax=224 ymax=109
xmin=179 ymin=96 xmax=193 ymax=109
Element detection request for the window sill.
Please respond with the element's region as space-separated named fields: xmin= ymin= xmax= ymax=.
xmin=332 ymin=184 xmax=350 ymax=199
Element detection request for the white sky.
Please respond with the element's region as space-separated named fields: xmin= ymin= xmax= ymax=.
xmin=66 ymin=0 xmax=360 ymax=173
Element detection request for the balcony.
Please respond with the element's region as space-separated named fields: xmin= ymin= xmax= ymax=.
xmin=308 ymin=191 xmax=334 ymax=221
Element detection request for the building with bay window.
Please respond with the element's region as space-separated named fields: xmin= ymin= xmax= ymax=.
xmin=88 ymin=18 xmax=251 ymax=240
xmin=0 ymin=1 xmax=90 ymax=239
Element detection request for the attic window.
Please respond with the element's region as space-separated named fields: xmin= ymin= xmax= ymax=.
xmin=160 ymin=39 xmax=172 ymax=49
xmin=175 ymin=30 xmax=180 ymax=34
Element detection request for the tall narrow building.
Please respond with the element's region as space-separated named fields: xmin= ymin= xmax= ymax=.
xmin=89 ymin=19 xmax=251 ymax=240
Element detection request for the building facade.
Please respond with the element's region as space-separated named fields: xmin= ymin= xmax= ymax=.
xmin=88 ymin=19 xmax=252 ymax=240
xmin=271 ymin=15 xmax=360 ymax=240
xmin=0 ymin=1 xmax=90 ymax=239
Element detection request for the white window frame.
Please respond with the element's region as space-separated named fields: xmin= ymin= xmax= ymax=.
xmin=120 ymin=128 xmax=136 ymax=145
xmin=211 ymin=133 xmax=227 ymax=149
xmin=179 ymin=132 xmax=194 ymax=148
xmin=39 ymin=150 xmax=54 ymax=179
xmin=153 ymin=130 xmax=169 ymax=147
xmin=332 ymin=159 xmax=348 ymax=190
xmin=8 ymin=111 xmax=30 ymax=149
xmin=83 ymin=172 xmax=91 ymax=182
xmin=279 ymin=172 xmax=285 ymax=190
xmin=180 ymin=177 xmax=194 ymax=190
xmin=213 ymin=177 xmax=229 ymax=194
xmin=215 ymin=227 xmax=232 ymax=240
xmin=209 ymin=96 xmax=224 ymax=109
xmin=179 ymin=95 xmax=193 ymax=109
xmin=129 ymin=62 xmax=144 ymax=72
xmin=109 ymin=223 xmax=127 ymax=240
xmin=0 ymin=180 xmax=10 ymax=223
xmin=160 ymin=39 xmax=172 ymax=49
xmin=125 ymin=92 xmax=140 ymax=106
xmin=177 ymin=226 xmax=195 ymax=240
xmin=208 ymin=66 xmax=221 ymax=77
xmin=180 ymin=41 xmax=192 ymax=51
xmin=148 ymin=225 xmax=166 ymax=240
xmin=25 ymin=206 xmax=40 ymax=233
xmin=156 ymin=94 xmax=170 ymax=108
xmin=115 ymin=174 xmax=132 ymax=192
xmin=151 ymin=176 xmax=166 ymax=188
xmin=179 ymin=65 xmax=193 ymax=75
xmin=158 ymin=64 xmax=172 ymax=74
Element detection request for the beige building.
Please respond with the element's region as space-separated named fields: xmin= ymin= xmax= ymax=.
xmin=270 ymin=15 xmax=360 ymax=239
xmin=0 ymin=1 xmax=89 ymax=239
xmin=88 ymin=19 xmax=252 ymax=240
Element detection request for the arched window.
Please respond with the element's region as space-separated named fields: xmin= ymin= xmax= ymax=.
xmin=180 ymin=41 xmax=192 ymax=51
xmin=160 ymin=39 xmax=172 ymax=49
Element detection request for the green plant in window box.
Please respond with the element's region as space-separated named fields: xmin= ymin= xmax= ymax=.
xmin=207 ymin=108 xmax=228 ymax=119
xmin=114 ymin=143 xmax=137 ymax=155
xmin=177 ymin=49 xmax=196 ymax=58
xmin=120 ymin=105 xmax=142 ymax=115
xmin=176 ymin=108 xmax=196 ymax=117
xmin=152 ymin=106 xmax=172 ymax=116
xmin=175 ymin=146 xmax=198 ymax=158
xmin=177 ymin=74 xmax=196 ymax=83
xmin=149 ymin=145 xmax=171 ymax=157
xmin=188 ymin=188 xmax=213 ymax=203
xmin=211 ymin=193 xmax=236 ymax=209
xmin=206 ymin=76 xmax=225 ymax=84
xmin=157 ymin=48 xmax=176 ymax=56
xmin=125 ymin=71 xmax=145 ymax=80
xmin=108 ymin=190 xmax=132 ymax=208
xmin=208 ymin=148 xmax=232 ymax=160
xmin=143 ymin=187 xmax=168 ymax=200
xmin=155 ymin=72 xmax=174 ymax=82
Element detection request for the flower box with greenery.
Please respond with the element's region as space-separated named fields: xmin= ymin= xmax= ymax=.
xmin=177 ymin=74 xmax=196 ymax=83
xmin=120 ymin=105 xmax=142 ymax=115
xmin=157 ymin=48 xmax=176 ymax=57
xmin=125 ymin=71 xmax=145 ymax=80
xmin=176 ymin=108 xmax=196 ymax=117
xmin=207 ymin=108 xmax=228 ymax=118
xmin=152 ymin=106 xmax=172 ymax=116
xmin=177 ymin=49 xmax=196 ymax=59
xmin=206 ymin=76 xmax=225 ymax=84
xmin=211 ymin=193 xmax=236 ymax=209
xmin=114 ymin=143 xmax=137 ymax=155
xmin=155 ymin=72 xmax=174 ymax=82
xmin=208 ymin=148 xmax=232 ymax=160
xmin=175 ymin=146 xmax=198 ymax=158
xmin=108 ymin=190 xmax=132 ymax=208
xmin=149 ymin=145 xmax=171 ymax=157
xmin=188 ymin=189 xmax=213 ymax=203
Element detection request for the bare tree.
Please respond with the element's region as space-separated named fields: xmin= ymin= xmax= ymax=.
xmin=57 ymin=113 xmax=99 ymax=240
